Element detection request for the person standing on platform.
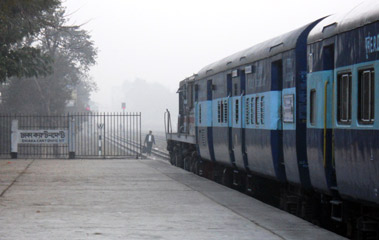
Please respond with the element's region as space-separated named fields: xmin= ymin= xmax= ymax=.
xmin=144 ymin=130 xmax=155 ymax=156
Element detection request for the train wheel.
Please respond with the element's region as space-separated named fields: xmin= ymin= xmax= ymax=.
xmin=169 ymin=152 xmax=175 ymax=166
xmin=245 ymin=174 xmax=254 ymax=196
xmin=183 ymin=156 xmax=191 ymax=171
xmin=175 ymin=152 xmax=184 ymax=168
xmin=198 ymin=160 xmax=204 ymax=176
xmin=221 ymin=168 xmax=232 ymax=188
xmin=190 ymin=158 xmax=198 ymax=174
xmin=192 ymin=160 xmax=199 ymax=175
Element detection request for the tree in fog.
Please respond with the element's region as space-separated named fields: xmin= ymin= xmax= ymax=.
xmin=1 ymin=6 xmax=97 ymax=114
xmin=0 ymin=0 xmax=60 ymax=82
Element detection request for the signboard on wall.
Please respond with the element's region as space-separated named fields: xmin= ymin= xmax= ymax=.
xmin=18 ymin=130 xmax=68 ymax=144
xmin=11 ymin=119 xmax=69 ymax=155
xmin=283 ymin=94 xmax=294 ymax=123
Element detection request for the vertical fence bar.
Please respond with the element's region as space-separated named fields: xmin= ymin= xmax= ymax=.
xmin=103 ymin=113 xmax=106 ymax=159
xmin=117 ymin=112 xmax=120 ymax=156
xmin=127 ymin=112 xmax=129 ymax=156
xmin=98 ymin=113 xmax=101 ymax=157
xmin=124 ymin=112 xmax=126 ymax=156
xmin=0 ymin=112 xmax=144 ymax=159
xmin=117 ymin=112 xmax=119 ymax=156
xmin=98 ymin=112 xmax=101 ymax=157
xmin=136 ymin=113 xmax=138 ymax=155
xmin=89 ymin=112 xmax=91 ymax=157
xmin=113 ymin=112 xmax=115 ymax=156
xmin=129 ymin=112 xmax=132 ymax=156
xmin=81 ymin=113 xmax=84 ymax=157
xmin=112 ymin=112 xmax=115 ymax=156
xmin=90 ymin=113 xmax=92 ymax=157
xmin=139 ymin=112 xmax=142 ymax=157
xmin=131 ymin=113 xmax=134 ymax=156
xmin=135 ymin=113 xmax=137 ymax=157
xmin=95 ymin=112 xmax=97 ymax=156
xmin=116 ymin=112 xmax=117 ymax=156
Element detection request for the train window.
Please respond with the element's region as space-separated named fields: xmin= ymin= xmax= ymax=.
xmin=179 ymin=89 xmax=184 ymax=115
xmin=245 ymin=98 xmax=250 ymax=125
xmin=234 ymin=83 xmax=238 ymax=96
xmin=235 ymin=99 xmax=239 ymax=124
xmin=246 ymin=73 xmax=254 ymax=90
xmin=255 ymin=97 xmax=260 ymax=125
xmin=283 ymin=94 xmax=294 ymax=123
xmin=310 ymin=89 xmax=316 ymax=125
xmin=220 ymin=101 xmax=224 ymax=123
xmin=224 ymin=100 xmax=228 ymax=123
xmin=183 ymin=84 xmax=187 ymax=100
xmin=337 ymin=73 xmax=352 ymax=124
xmin=257 ymin=66 xmax=263 ymax=87
xmin=308 ymin=52 xmax=313 ymax=73
xmin=323 ymin=45 xmax=334 ymax=71
xmin=251 ymin=98 xmax=255 ymax=124
xmin=217 ymin=101 xmax=221 ymax=123
xmin=199 ymin=104 xmax=202 ymax=124
xmin=261 ymin=96 xmax=265 ymax=124
xmin=285 ymin=57 xmax=294 ymax=85
xmin=188 ymin=84 xmax=194 ymax=109
xmin=358 ymin=69 xmax=375 ymax=124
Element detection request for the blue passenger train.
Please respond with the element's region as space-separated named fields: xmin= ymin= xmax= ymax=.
xmin=165 ymin=1 xmax=379 ymax=238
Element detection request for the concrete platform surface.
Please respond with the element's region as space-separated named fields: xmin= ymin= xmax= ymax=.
xmin=0 ymin=159 xmax=345 ymax=240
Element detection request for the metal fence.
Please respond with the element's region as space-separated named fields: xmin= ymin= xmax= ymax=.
xmin=0 ymin=113 xmax=142 ymax=159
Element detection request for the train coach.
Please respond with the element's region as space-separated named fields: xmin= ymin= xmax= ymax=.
xmin=165 ymin=1 xmax=379 ymax=238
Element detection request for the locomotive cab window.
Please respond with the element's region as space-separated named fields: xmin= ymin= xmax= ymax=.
xmin=251 ymin=98 xmax=255 ymax=125
xmin=235 ymin=99 xmax=239 ymax=124
xmin=337 ymin=73 xmax=352 ymax=124
xmin=188 ymin=84 xmax=194 ymax=109
xmin=217 ymin=101 xmax=221 ymax=123
xmin=310 ymin=89 xmax=317 ymax=125
xmin=255 ymin=97 xmax=260 ymax=125
xmin=245 ymin=98 xmax=250 ymax=125
xmin=198 ymin=104 xmax=202 ymax=124
xmin=220 ymin=101 xmax=224 ymax=123
xmin=358 ymin=69 xmax=375 ymax=124
xmin=234 ymin=83 xmax=239 ymax=96
xmin=224 ymin=100 xmax=228 ymax=123
xmin=260 ymin=96 xmax=265 ymax=124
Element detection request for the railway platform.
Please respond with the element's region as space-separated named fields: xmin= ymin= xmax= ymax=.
xmin=0 ymin=158 xmax=345 ymax=239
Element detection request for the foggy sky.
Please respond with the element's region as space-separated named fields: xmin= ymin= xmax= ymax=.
xmin=109 ymin=79 xmax=177 ymax=132
xmin=63 ymin=0 xmax=365 ymax=111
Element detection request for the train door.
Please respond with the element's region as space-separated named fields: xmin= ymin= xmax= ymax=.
xmin=240 ymin=70 xmax=248 ymax=170
xmin=207 ymin=79 xmax=215 ymax=161
xmin=231 ymin=70 xmax=246 ymax=170
xmin=271 ymin=60 xmax=286 ymax=181
xmin=307 ymin=43 xmax=338 ymax=193
xmin=227 ymin=73 xmax=236 ymax=165
xmin=322 ymin=44 xmax=337 ymax=189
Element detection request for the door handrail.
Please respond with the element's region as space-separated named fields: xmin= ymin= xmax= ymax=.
xmin=323 ymin=80 xmax=329 ymax=168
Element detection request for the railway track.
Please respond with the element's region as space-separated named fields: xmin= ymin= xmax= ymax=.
xmin=108 ymin=135 xmax=170 ymax=160
xmin=104 ymin=135 xmax=140 ymax=157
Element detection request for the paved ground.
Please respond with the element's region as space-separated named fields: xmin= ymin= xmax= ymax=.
xmin=0 ymin=159 xmax=345 ymax=240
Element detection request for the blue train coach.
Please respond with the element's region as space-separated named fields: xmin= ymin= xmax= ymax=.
xmin=165 ymin=1 xmax=379 ymax=238
xmin=307 ymin=0 xmax=379 ymax=215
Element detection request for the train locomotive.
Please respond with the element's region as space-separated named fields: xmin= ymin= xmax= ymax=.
xmin=165 ymin=1 xmax=379 ymax=238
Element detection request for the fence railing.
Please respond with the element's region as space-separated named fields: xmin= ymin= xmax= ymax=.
xmin=0 ymin=113 xmax=141 ymax=159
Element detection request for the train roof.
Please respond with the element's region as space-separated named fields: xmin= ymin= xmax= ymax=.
xmin=196 ymin=21 xmax=319 ymax=80
xmin=178 ymin=75 xmax=196 ymax=89
xmin=308 ymin=0 xmax=379 ymax=44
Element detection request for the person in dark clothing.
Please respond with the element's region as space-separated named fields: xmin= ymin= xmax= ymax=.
xmin=144 ymin=130 xmax=155 ymax=156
